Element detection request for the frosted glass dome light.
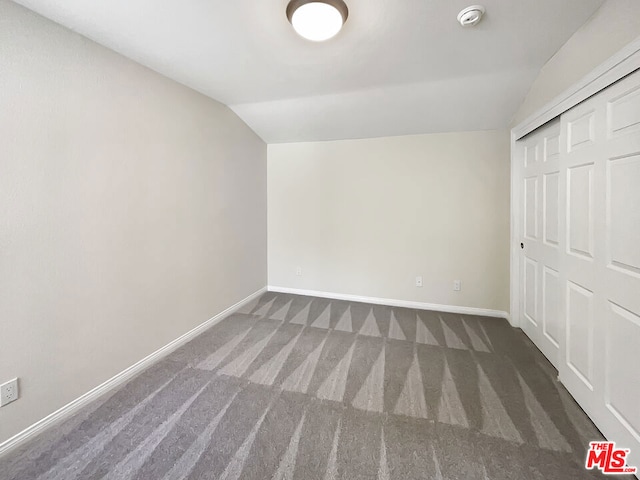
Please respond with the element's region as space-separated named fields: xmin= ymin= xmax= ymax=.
xmin=287 ymin=0 xmax=349 ymax=42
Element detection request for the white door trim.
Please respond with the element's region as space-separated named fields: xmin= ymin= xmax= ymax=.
xmin=510 ymin=129 xmax=522 ymax=327
xmin=510 ymin=35 xmax=640 ymax=329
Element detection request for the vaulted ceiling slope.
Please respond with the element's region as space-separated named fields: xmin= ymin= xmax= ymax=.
xmin=14 ymin=0 xmax=604 ymax=143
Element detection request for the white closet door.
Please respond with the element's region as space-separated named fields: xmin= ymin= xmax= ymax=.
xmin=518 ymin=120 xmax=562 ymax=368
xmin=559 ymin=69 xmax=640 ymax=471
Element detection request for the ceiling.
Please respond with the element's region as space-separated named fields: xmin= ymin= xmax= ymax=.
xmin=14 ymin=0 xmax=604 ymax=143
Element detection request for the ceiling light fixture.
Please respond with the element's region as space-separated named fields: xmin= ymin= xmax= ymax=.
xmin=457 ymin=5 xmax=485 ymax=27
xmin=286 ymin=0 xmax=349 ymax=42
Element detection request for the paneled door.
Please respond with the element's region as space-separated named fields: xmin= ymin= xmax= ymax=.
xmin=559 ymin=69 xmax=640 ymax=471
xmin=518 ymin=119 xmax=562 ymax=368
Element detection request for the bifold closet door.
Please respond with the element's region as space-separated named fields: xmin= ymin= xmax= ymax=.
xmin=559 ymin=68 xmax=640 ymax=471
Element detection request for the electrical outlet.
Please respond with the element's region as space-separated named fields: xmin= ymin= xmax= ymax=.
xmin=0 ymin=378 xmax=19 ymax=407
xmin=453 ymin=280 xmax=462 ymax=292
xmin=296 ymin=266 xmax=302 ymax=276
xmin=415 ymin=276 xmax=423 ymax=287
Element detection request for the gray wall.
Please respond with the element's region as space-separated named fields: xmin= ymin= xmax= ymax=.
xmin=513 ymin=0 xmax=640 ymax=124
xmin=0 ymin=0 xmax=267 ymax=444
xmin=268 ymin=131 xmax=510 ymax=313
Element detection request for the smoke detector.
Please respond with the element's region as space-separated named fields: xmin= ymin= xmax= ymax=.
xmin=457 ymin=5 xmax=485 ymax=27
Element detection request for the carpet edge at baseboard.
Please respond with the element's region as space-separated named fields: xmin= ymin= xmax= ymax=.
xmin=267 ymin=286 xmax=510 ymax=322
xmin=0 ymin=286 xmax=267 ymax=458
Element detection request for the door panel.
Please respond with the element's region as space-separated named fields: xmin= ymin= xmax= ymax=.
xmin=524 ymin=256 xmax=538 ymax=327
xmin=545 ymin=132 xmax=561 ymax=159
xmin=566 ymin=280 xmax=594 ymax=389
xmin=567 ymin=163 xmax=595 ymax=258
xmin=558 ymin=70 xmax=640 ymax=473
xmin=543 ymin=172 xmax=560 ymax=245
xmin=518 ymin=120 xmax=561 ymax=368
xmin=606 ymin=302 xmax=640 ymax=445
xmin=601 ymin=306 xmax=640 ymax=471
xmin=607 ymin=82 xmax=640 ymax=137
xmin=542 ymin=266 xmax=560 ymax=347
xmin=608 ymin=154 xmax=640 ymax=276
xmin=559 ymin=92 xmax=602 ymax=418
xmin=525 ymin=176 xmax=539 ymax=239
xmin=525 ymin=142 xmax=539 ymax=167
xmin=598 ymin=71 xmax=640 ymax=472
xmin=517 ymin=70 xmax=640 ymax=474
xmin=567 ymin=110 xmax=596 ymax=151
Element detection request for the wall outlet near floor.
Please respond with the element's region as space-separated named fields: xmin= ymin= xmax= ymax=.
xmin=453 ymin=280 xmax=462 ymax=292
xmin=0 ymin=378 xmax=19 ymax=407
xmin=296 ymin=266 xmax=302 ymax=276
xmin=415 ymin=276 xmax=423 ymax=287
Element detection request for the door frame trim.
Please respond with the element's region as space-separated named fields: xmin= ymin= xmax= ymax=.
xmin=509 ymin=35 xmax=640 ymax=328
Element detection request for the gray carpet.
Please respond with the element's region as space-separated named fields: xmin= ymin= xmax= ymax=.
xmin=1 ymin=292 xmax=627 ymax=479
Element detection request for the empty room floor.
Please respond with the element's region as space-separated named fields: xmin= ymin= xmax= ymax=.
xmin=2 ymin=292 xmax=623 ymax=480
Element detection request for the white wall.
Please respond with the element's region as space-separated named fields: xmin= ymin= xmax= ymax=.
xmin=513 ymin=0 xmax=640 ymax=124
xmin=268 ymin=131 xmax=510 ymax=313
xmin=0 ymin=0 xmax=266 ymax=444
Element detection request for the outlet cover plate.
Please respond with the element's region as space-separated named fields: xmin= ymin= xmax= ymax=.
xmin=0 ymin=378 xmax=19 ymax=407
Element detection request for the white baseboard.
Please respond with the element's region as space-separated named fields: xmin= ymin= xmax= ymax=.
xmin=268 ymin=286 xmax=510 ymax=320
xmin=0 ymin=286 xmax=267 ymax=458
